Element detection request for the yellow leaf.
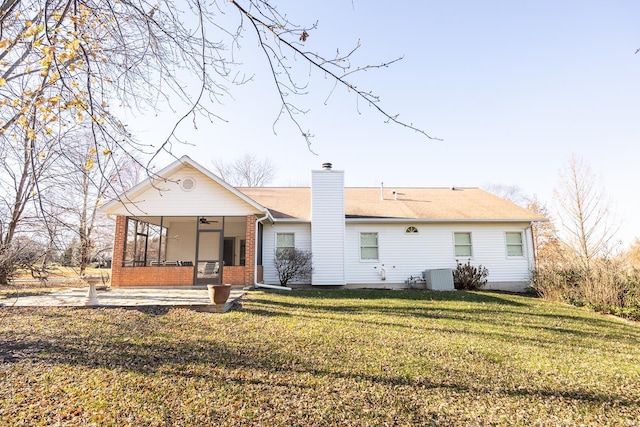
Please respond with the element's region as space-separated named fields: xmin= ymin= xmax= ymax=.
xmin=0 ymin=78 xmax=5 ymax=86
xmin=48 ymin=95 xmax=61 ymax=104
xmin=103 ymin=149 xmax=111 ymax=155
xmin=89 ymin=147 xmax=96 ymax=155
xmin=84 ymin=158 xmax=94 ymax=170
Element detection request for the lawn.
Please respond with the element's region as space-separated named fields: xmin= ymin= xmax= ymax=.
xmin=1 ymin=290 xmax=639 ymax=426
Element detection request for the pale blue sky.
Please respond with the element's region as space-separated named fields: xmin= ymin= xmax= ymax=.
xmin=130 ymin=1 xmax=640 ymax=245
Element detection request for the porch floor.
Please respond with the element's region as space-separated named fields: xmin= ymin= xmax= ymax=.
xmin=1 ymin=286 xmax=247 ymax=313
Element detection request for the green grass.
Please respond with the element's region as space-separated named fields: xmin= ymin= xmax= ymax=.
xmin=1 ymin=290 xmax=639 ymax=426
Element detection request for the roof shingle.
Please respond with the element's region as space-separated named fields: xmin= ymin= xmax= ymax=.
xmin=237 ymin=187 xmax=544 ymax=222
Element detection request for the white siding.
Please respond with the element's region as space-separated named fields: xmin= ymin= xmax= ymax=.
xmin=311 ymin=169 xmax=346 ymax=285
xmin=107 ymin=166 xmax=262 ymax=217
xmin=345 ymin=222 xmax=534 ymax=290
xmin=262 ymin=223 xmax=312 ymax=285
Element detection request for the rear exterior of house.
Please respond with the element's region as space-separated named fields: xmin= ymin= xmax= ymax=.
xmin=100 ymin=156 xmax=544 ymax=291
xmin=100 ymin=159 xmax=268 ymax=288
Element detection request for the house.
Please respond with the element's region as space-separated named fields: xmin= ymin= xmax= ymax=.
xmin=100 ymin=156 xmax=545 ymax=291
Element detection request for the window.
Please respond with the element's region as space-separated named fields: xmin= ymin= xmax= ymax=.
xmin=276 ymin=233 xmax=295 ymax=259
xmin=454 ymin=232 xmax=472 ymax=257
xmin=123 ymin=218 xmax=167 ymax=266
xmin=506 ymin=232 xmax=524 ymax=256
xmin=360 ymin=232 xmax=379 ymax=260
xmin=405 ymin=226 xmax=418 ymax=234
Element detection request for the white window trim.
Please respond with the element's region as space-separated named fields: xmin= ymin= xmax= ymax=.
xmin=505 ymin=231 xmax=525 ymax=258
xmin=453 ymin=232 xmax=473 ymax=258
xmin=360 ymin=232 xmax=379 ymax=261
xmin=275 ymin=232 xmax=295 ymax=259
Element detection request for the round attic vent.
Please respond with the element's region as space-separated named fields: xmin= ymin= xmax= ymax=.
xmin=181 ymin=177 xmax=195 ymax=192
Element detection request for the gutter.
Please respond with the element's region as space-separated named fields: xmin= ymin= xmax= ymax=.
xmin=345 ymin=218 xmax=545 ymax=224
xmin=253 ymin=212 xmax=292 ymax=291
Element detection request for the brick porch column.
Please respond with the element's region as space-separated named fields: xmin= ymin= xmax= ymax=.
xmin=111 ymin=216 xmax=127 ymax=287
xmin=244 ymin=214 xmax=256 ymax=285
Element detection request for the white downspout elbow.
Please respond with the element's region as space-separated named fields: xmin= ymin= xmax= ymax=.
xmin=253 ymin=212 xmax=292 ymax=291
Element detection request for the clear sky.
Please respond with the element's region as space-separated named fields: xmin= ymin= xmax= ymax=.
xmin=129 ymin=1 xmax=640 ymax=246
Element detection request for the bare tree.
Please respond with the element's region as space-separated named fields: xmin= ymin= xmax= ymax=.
xmin=554 ymin=156 xmax=619 ymax=268
xmin=51 ymin=133 xmax=140 ymax=275
xmin=212 ymin=153 xmax=276 ymax=187
xmin=0 ymin=119 xmax=62 ymax=284
xmin=626 ymin=238 xmax=640 ymax=268
xmin=485 ymin=184 xmax=532 ymax=208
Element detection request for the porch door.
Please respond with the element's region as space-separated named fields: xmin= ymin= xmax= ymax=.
xmin=196 ymin=230 xmax=222 ymax=285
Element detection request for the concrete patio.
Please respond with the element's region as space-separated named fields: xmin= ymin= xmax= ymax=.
xmin=0 ymin=286 xmax=247 ymax=313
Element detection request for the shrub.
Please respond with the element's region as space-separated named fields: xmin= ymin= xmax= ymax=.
xmin=453 ymin=259 xmax=489 ymax=290
xmin=531 ymin=258 xmax=640 ymax=321
xmin=273 ymin=248 xmax=312 ymax=285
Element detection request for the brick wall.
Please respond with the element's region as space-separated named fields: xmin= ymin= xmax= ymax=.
xmin=223 ymin=266 xmax=246 ymax=285
xmin=117 ymin=266 xmax=194 ymax=286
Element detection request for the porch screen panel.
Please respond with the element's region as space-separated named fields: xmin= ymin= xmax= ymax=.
xmin=123 ymin=219 xmax=137 ymax=265
xmin=146 ymin=223 xmax=168 ymax=265
xmin=123 ymin=217 xmax=168 ymax=266
xmin=198 ymin=232 xmax=221 ymax=260
xmin=134 ymin=221 xmax=148 ymax=264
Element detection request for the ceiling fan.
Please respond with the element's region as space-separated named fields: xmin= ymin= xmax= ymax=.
xmin=199 ymin=217 xmax=218 ymax=224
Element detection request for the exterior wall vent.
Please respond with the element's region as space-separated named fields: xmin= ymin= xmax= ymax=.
xmin=321 ymin=162 xmax=332 ymax=170
xmin=181 ymin=177 xmax=196 ymax=192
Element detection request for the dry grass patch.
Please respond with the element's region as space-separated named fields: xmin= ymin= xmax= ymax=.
xmin=1 ymin=290 xmax=639 ymax=426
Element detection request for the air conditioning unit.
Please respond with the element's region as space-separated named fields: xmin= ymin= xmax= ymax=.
xmin=423 ymin=268 xmax=455 ymax=291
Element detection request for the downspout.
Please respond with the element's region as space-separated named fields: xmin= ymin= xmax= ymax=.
xmin=526 ymin=223 xmax=536 ymax=271
xmin=253 ymin=212 xmax=292 ymax=291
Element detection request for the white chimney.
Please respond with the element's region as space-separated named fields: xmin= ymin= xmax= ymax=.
xmin=311 ymin=163 xmax=345 ymax=286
